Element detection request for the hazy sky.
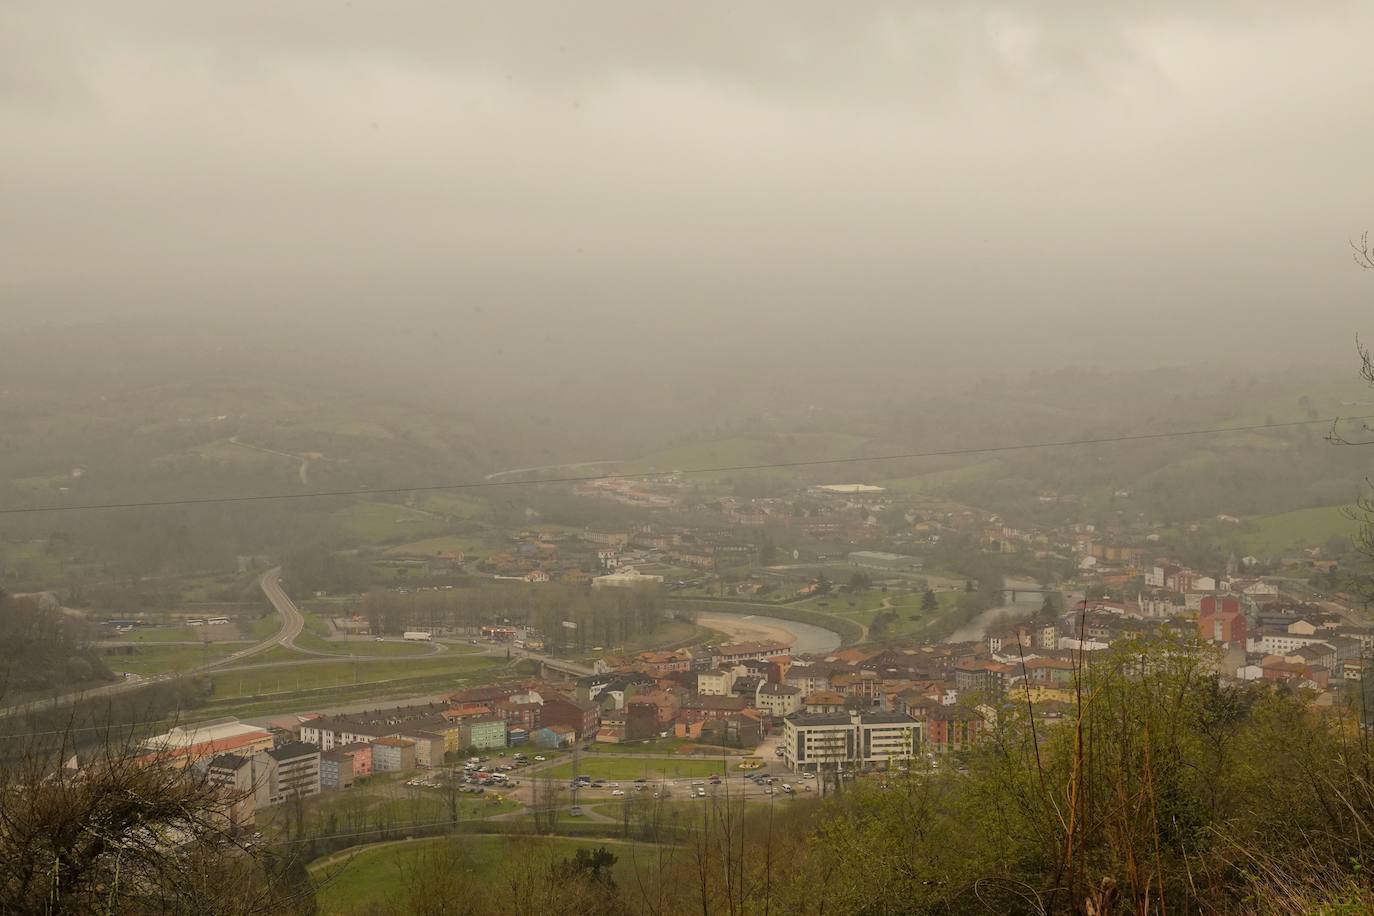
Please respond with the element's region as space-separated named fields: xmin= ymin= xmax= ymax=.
xmin=3 ymin=2 xmax=1373 ymax=374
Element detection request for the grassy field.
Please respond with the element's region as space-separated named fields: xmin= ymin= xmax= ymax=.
xmin=311 ymin=835 xmax=657 ymax=916
xmin=105 ymin=643 xmax=240 ymax=675
xmin=583 ymin=792 xmax=790 ymax=820
xmin=584 ymin=739 xmax=737 ymax=756
xmin=187 ymin=440 xmax=287 ymax=467
xmin=115 ymin=624 xmax=246 ymax=643
xmin=544 ymin=756 xmax=727 ymax=782
xmin=290 ymin=619 xmax=442 ymax=658
xmin=1228 ymin=380 xmax=1374 ymax=427
xmin=259 ymin=772 xmax=517 ymax=839
xmin=182 ymin=667 xmax=500 ymax=723
xmin=244 ymin=613 xmax=283 ymax=639
xmin=1230 ymin=505 xmax=1362 ymax=555
xmin=332 ymin=501 xmax=448 ymax=544
xmin=607 ymin=619 xmax=713 ymax=656
xmin=246 ymin=645 xmax=317 ymax=663
xmin=880 ymin=460 xmax=1003 ymax=495
xmin=383 ymin=534 xmax=492 ymax=557
xmin=623 ymin=432 xmax=868 ymax=481
xmin=320 ymin=639 xmax=446 ymax=658
xmin=303 ymin=418 xmax=395 ymax=439
xmin=584 ymin=798 xmax=724 ymax=819
xmin=418 ymin=493 xmax=487 ymax=519
xmin=11 ymin=473 xmax=73 ymax=494
xmin=205 ymin=654 xmax=502 ymax=699
xmin=788 ymin=584 xmax=962 ymax=643
xmin=0 ymin=540 xmax=67 ymax=585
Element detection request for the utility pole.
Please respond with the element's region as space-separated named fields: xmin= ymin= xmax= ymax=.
xmin=570 ymin=738 xmax=580 ymax=813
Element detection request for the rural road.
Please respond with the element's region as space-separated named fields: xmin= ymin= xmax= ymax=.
xmin=482 ymin=460 xmax=618 ymax=481
xmin=227 ymin=437 xmax=312 ymax=485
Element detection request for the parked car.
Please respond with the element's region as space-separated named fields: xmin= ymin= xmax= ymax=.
xmin=611 ymin=789 xmax=625 ymax=797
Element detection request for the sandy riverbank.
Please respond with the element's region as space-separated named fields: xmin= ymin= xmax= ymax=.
xmin=690 ymin=611 xmax=841 ymax=654
xmin=694 ymin=612 xmax=799 ymax=646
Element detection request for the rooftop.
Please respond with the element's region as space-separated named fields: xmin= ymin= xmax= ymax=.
xmin=143 ymin=718 xmax=270 ymax=754
xmin=714 ymin=640 xmax=791 ymax=655
xmin=266 ymin=741 xmax=319 ymax=762
xmin=786 ymin=711 xmax=918 ymax=727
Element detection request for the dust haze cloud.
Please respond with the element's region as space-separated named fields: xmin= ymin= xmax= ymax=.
xmin=2 ymin=1 xmax=1373 ymax=387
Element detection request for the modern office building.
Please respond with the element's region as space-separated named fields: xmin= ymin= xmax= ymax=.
xmin=781 ymin=710 xmax=920 ymax=772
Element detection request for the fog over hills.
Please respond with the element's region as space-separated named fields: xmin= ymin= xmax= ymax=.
xmin=3 ymin=2 xmax=1372 ymax=401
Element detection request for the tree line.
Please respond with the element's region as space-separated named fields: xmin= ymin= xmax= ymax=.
xmin=360 ymin=583 xmax=667 ymax=652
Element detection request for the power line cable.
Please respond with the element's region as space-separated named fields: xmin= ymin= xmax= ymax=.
xmin=1 ymin=414 xmax=1365 ymax=516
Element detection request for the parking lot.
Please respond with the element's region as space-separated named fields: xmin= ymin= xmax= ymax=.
xmin=443 ymin=737 xmax=841 ymax=812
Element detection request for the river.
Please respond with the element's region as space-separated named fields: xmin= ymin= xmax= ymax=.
xmin=942 ymin=577 xmax=1057 ymax=643
xmin=689 ymin=611 xmax=842 ymax=655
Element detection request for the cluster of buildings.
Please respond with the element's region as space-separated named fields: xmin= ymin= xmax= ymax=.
xmin=139 ymin=683 xmax=613 ymax=830
xmin=981 ymin=511 xmax=1341 ymax=601
xmin=588 ymin=639 xmax=987 ymax=772
xmin=443 ymin=523 xmax=761 ymax=586
xmin=580 ymin=640 xmax=800 ymax=748
xmin=139 ymin=719 xmax=322 ymax=830
xmin=580 ymin=572 xmax=1373 ymax=774
xmin=973 ymin=587 xmax=1374 ymax=705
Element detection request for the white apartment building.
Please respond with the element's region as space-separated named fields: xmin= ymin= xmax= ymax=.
xmin=1254 ymin=629 xmax=1338 ymax=657
xmin=755 ymin=683 xmax=802 ymax=718
xmin=781 ymin=710 xmax=920 ymax=772
xmin=784 ymin=665 xmax=832 ymax=695
xmin=696 ymin=668 xmax=736 ymax=696
xmin=298 ymin=718 xmax=389 ymax=751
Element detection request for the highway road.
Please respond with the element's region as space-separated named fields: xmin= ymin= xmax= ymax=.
xmin=211 ymin=568 xmax=453 ymax=666
xmin=470 ymin=640 xmax=593 ymax=677
xmin=2 ymin=565 xmax=593 ymax=724
xmin=219 ymin=567 xmax=304 ymax=663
